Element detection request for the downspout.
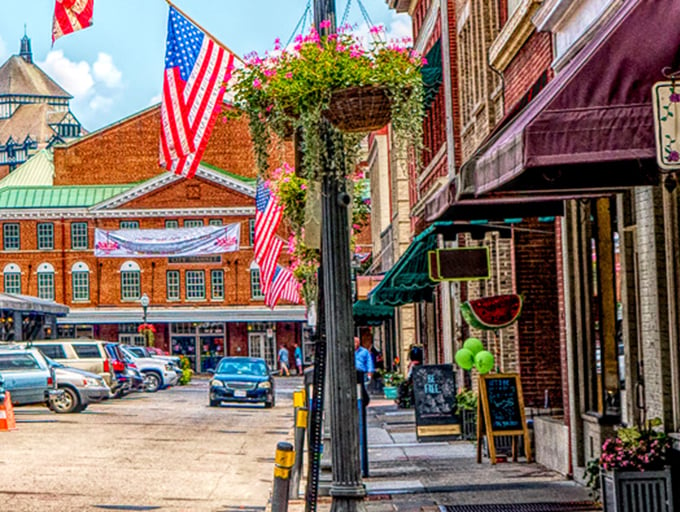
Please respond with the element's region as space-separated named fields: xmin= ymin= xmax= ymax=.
xmin=61 ymin=218 xmax=67 ymax=304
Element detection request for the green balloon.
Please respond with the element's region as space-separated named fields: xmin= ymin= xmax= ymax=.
xmin=455 ymin=348 xmax=475 ymax=371
xmin=475 ymin=350 xmax=495 ymax=375
xmin=463 ymin=337 xmax=484 ymax=356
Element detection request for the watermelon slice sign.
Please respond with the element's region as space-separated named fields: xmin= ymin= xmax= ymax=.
xmin=460 ymin=294 xmax=523 ymax=330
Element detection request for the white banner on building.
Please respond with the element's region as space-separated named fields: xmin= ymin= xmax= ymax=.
xmin=94 ymin=224 xmax=240 ymax=257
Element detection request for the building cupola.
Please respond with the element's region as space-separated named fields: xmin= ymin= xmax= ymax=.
xmin=20 ymin=29 xmax=32 ymax=64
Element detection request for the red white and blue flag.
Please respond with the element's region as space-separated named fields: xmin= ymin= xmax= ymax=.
xmin=254 ymin=179 xmax=283 ymax=266
xmin=259 ymin=236 xmax=283 ymax=294
xmin=52 ymin=0 xmax=94 ymax=43
xmin=265 ymin=265 xmax=301 ymax=308
xmin=159 ymin=7 xmax=234 ymax=179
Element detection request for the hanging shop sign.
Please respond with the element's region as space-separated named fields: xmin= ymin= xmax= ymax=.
xmin=94 ymin=224 xmax=240 ymax=257
xmin=652 ymin=80 xmax=680 ymax=171
xmin=428 ymin=247 xmax=490 ymax=282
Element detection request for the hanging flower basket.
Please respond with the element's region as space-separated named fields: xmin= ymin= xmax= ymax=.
xmin=323 ymin=86 xmax=392 ymax=133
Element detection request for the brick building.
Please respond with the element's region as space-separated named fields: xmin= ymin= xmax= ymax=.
xmin=0 ymin=102 xmax=305 ymax=373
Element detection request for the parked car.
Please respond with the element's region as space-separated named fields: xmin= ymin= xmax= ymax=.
xmin=26 ymin=339 xmax=120 ymax=395
xmin=208 ymin=356 xmax=275 ymax=408
xmin=125 ymin=345 xmax=182 ymax=377
xmin=0 ymin=346 xmax=61 ymax=407
xmin=43 ymin=355 xmax=111 ymax=413
xmin=103 ymin=342 xmax=144 ymax=397
xmin=120 ymin=345 xmax=179 ymax=392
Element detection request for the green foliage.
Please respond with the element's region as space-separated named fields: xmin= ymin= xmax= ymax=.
xmin=178 ymin=355 xmax=193 ymax=386
xmin=456 ymin=388 xmax=477 ymax=411
xmin=383 ymin=372 xmax=405 ymax=387
xmin=583 ymin=458 xmax=601 ymax=501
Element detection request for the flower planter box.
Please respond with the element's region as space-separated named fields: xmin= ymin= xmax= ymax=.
xmin=601 ymin=467 xmax=674 ymax=512
xmin=383 ymin=386 xmax=398 ymax=400
xmin=323 ymin=86 xmax=392 ymax=133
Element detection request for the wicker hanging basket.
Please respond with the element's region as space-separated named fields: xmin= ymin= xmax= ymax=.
xmin=323 ymin=85 xmax=392 ymax=133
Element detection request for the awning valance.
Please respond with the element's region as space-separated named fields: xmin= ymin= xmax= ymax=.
xmin=353 ymin=299 xmax=394 ymax=326
xmin=463 ymin=0 xmax=680 ymax=197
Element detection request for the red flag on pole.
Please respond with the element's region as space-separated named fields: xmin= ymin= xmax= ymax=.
xmin=52 ymin=0 xmax=94 ymax=43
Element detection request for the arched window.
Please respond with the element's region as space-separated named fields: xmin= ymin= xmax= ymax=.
xmin=71 ymin=262 xmax=90 ymax=302
xmin=3 ymin=263 xmax=21 ymax=294
xmin=37 ymin=262 xmax=55 ymax=301
xmin=249 ymin=261 xmax=264 ymax=299
xmin=120 ymin=261 xmax=141 ymax=301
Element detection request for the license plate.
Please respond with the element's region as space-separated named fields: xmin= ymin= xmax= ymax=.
xmin=234 ymin=390 xmax=247 ymax=398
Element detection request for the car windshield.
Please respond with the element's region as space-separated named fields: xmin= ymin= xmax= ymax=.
xmin=217 ymin=359 xmax=268 ymax=377
xmin=127 ymin=346 xmax=149 ymax=357
xmin=0 ymin=353 xmax=41 ymax=371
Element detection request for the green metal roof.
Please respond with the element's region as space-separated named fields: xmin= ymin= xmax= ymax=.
xmin=0 ymin=184 xmax=133 ymax=208
xmin=0 ymin=149 xmax=54 ymax=188
xmin=200 ymin=162 xmax=256 ymax=185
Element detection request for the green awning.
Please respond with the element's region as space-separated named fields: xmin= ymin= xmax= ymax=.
xmin=369 ymin=221 xmax=454 ymax=307
xmin=421 ymin=39 xmax=442 ymax=110
xmin=353 ymin=299 xmax=394 ymax=326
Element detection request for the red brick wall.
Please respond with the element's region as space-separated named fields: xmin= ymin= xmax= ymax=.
xmin=227 ymin=323 xmax=248 ymax=356
xmin=514 ymin=219 xmax=563 ymax=409
xmin=503 ymin=31 xmax=553 ymax=114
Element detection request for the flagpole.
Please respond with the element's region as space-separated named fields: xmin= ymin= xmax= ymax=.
xmin=163 ymin=0 xmax=245 ymax=64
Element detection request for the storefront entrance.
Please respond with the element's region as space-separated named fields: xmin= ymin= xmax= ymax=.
xmin=248 ymin=331 xmax=276 ymax=369
xmin=170 ymin=322 xmax=226 ymax=373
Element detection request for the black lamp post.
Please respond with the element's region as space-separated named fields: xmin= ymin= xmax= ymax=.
xmin=140 ymin=293 xmax=150 ymax=346
xmin=312 ymin=1 xmax=366 ymax=510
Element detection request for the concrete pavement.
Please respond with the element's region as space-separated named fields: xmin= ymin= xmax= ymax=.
xmin=279 ymin=380 xmax=597 ymax=512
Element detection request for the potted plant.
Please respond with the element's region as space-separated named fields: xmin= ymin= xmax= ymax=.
xmin=231 ymin=24 xmax=426 ymax=177
xmin=382 ymin=372 xmax=405 ymax=400
xmin=456 ymin=388 xmax=477 ymax=440
xmin=584 ymin=418 xmax=674 ymax=511
xmin=137 ymin=323 xmax=156 ymax=347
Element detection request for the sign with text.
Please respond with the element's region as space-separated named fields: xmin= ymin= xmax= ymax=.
xmin=411 ymin=364 xmax=460 ymax=441
xmin=428 ymin=247 xmax=490 ymax=282
xmin=477 ymin=373 xmax=532 ymax=465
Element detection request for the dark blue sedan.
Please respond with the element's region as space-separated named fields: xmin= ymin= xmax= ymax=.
xmin=208 ymin=357 xmax=275 ymax=408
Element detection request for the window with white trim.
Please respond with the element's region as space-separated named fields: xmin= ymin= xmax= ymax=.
xmin=3 ymin=223 xmax=20 ymax=250
xmin=165 ymin=220 xmax=179 ymax=229
xmin=3 ymin=263 xmax=21 ymax=294
xmin=209 ymin=219 xmax=223 ymax=226
xmin=211 ymin=269 xmax=224 ymax=299
xmin=37 ymin=263 xmax=55 ymax=301
xmin=37 ymin=223 xmax=54 ymax=250
xmin=71 ymin=262 xmax=90 ymax=301
xmin=71 ymin=222 xmax=88 ymax=249
xmin=248 ymin=219 xmax=255 ymax=246
xmin=120 ymin=261 xmax=141 ymax=300
xmin=119 ymin=221 xmax=139 ymax=230
xmin=167 ymin=270 xmax=180 ymax=300
xmin=250 ymin=261 xmax=264 ymax=299
xmin=184 ymin=219 xmax=204 ymax=228
xmin=185 ymin=270 xmax=205 ymax=300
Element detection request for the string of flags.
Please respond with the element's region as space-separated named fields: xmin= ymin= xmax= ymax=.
xmin=50 ymin=0 xmax=302 ymax=308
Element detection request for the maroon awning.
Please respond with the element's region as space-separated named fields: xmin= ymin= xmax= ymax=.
xmin=463 ymin=0 xmax=680 ymax=197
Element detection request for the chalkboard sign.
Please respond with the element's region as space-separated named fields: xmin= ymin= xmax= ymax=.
xmin=484 ymin=376 xmax=522 ymax=431
xmin=477 ymin=373 xmax=532 ymax=464
xmin=412 ymin=364 xmax=461 ymax=441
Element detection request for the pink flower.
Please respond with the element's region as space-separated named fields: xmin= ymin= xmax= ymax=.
xmin=369 ymin=25 xmax=384 ymax=35
xmin=285 ymin=72 xmax=293 ymax=79
xmin=421 ymin=57 xmax=428 ymax=66
xmin=320 ymin=20 xmax=332 ymax=30
xmin=263 ymin=68 xmax=276 ymax=77
xmin=300 ymin=183 xmax=307 ymax=190
xmin=253 ymin=78 xmax=262 ymax=89
xmin=274 ymin=38 xmax=282 ymax=51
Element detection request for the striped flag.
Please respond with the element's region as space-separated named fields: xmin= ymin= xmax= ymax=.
xmin=52 ymin=0 xmax=94 ymax=43
xmin=159 ymin=7 xmax=234 ymax=179
xmin=259 ymin=236 xmax=283 ymax=294
xmin=254 ymin=179 xmax=283 ymax=267
xmin=265 ymin=265 xmax=301 ymax=308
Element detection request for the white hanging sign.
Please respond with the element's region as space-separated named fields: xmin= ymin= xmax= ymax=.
xmin=652 ymin=81 xmax=680 ymax=170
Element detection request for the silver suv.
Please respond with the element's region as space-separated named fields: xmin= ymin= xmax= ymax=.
xmin=43 ymin=355 xmax=111 ymax=413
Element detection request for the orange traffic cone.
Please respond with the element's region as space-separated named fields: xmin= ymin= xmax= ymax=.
xmin=0 ymin=391 xmax=17 ymax=431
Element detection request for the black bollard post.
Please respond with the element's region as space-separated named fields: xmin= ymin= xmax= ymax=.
xmin=271 ymin=441 xmax=295 ymax=512
xmin=290 ymin=406 xmax=308 ymax=499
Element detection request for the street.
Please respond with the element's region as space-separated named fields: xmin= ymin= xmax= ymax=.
xmin=0 ymin=376 xmax=301 ymax=512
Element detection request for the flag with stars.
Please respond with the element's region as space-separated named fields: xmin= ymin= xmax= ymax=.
xmin=254 ymin=179 xmax=284 ymax=274
xmin=265 ymin=265 xmax=301 ymax=308
xmin=52 ymin=0 xmax=94 ymax=43
xmin=159 ymin=7 xmax=234 ymax=179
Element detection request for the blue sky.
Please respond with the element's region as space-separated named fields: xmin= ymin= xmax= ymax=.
xmin=0 ymin=1 xmax=411 ymax=132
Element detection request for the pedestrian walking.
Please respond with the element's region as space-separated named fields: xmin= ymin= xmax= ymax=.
xmin=293 ymin=342 xmax=303 ymax=375
xmin=277 ymin=344 xmax=290 ymax=376
xmin=354 ymin=336 xmax=374 ymax=406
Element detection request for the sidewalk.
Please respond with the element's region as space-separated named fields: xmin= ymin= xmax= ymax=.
xmin=286 ymin=397 xmax=598 ymax=512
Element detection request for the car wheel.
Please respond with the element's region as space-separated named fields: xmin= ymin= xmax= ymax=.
xmin=52 ymin=387 xmax=80 ymax=414
xmin=265 ymin=396 xmax=275 ymax=409
xmin=209 ymin=397 xmax=220 ymax=407
xmin=143 ymin=372 xmax=162 ymax=393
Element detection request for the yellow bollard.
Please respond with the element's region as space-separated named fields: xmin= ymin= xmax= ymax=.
xmin=271 ymin=441 xmax=295 ymax=511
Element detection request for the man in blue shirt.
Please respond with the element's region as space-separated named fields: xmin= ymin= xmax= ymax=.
xmin=355 ymin=336 xmax=374 ymax=406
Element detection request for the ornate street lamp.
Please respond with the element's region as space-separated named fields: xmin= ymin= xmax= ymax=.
xmin=140 ymin=293 xmax=150 ymax=345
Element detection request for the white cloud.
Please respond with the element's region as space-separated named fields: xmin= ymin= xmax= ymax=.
xmin=386 ymin=14 xmax=413 ymax=42
xmin=93 ymin=53 xmax=122 ymax=88
xmin=149 ymin=93 xmax=162 ymax=105
xmin=0 ymin=36 xmax=6 ymax=62
xmin=89 ymin=95 xmax=114 ymax=112
xmin=38 ymin=50 xmax=94 ymax=97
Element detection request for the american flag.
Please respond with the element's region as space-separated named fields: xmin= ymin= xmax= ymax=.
xmin=259 ymin=236 xmax=283 ymax=295
xmin=254 ymin=179 xmax=283 ymax=268
xmin=52 ymin=0 xmax=94 ymax=43
xmin=265 ymin=265 xmax=301 ymax=308
xmin=159 ymin=7 xmax=234 ymax=179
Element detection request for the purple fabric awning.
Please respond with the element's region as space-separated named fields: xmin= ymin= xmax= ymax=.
xmin=464 ymin=0 xmax=680 ymax=197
